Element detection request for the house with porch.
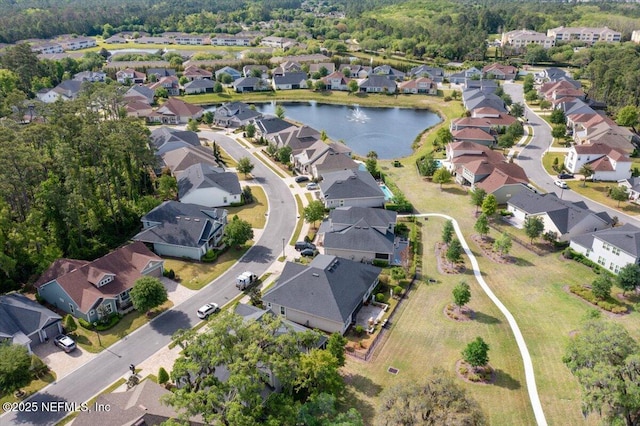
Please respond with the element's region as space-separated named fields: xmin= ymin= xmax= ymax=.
xmin=321 ymin=72 xmax=350 ymax=91
xmin=116 ymin=68 xmax=146 ymax=84
xmin=262 ymin=255 xmax=381 ymax=334
xmin=233 ymin=77 xmax=271 ymax=93
xmin=319 ymin=169 xmax=385 ymax=209
xmin=35 ymin=242 xmax=164 ymax=323
xmin=619 ymin=177 xmax=640 ymax=203
xmin=183 ymin=79 xmax=215 ymax=95
xmin=507 ymin=191 xmax=612 ymax=242
xmin=148 ymin=76 xmax=180 ymax=96
xmin=254 ymin=117 xmax=297 ymax=142
xmin=183 ymin=65 xmax=213 ymax=81
xmin=564 ymin=143 xmax=632 ymax=182
xmin=133 ymin=201 xmax=227 ymax=261
xmin=482 ymin=63 xmax=518 ymax=80
xmin=570 ymin=224 xmax=640 ymax=275
xmin=0 ymin=293 xmax=63 ymax=354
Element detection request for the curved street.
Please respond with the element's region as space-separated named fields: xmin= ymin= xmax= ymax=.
xmin=0 ymin=132 xmax=298 ymax=426
xmin=504 ymin=82 xmax=640 ymax=227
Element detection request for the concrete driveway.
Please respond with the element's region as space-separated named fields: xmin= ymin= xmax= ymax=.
xmin=33 ymin=340 xmax=97 ymax=381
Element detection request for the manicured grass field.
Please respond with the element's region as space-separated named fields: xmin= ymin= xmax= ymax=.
xmin=567 ymin=181 xmax=640 ymax=215
xmin=541 ymin=152 xmax=565 ymax=175
xmin=352 ymin=159 xmax=640 ymax=425
xmin=224 ymin=185 xmax=267 ymax=229
xmin=163 ymin=245 xmax=250 ymax=291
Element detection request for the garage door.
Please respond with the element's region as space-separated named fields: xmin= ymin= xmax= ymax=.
xmin=41 ymin=321 xmax=61 ymax=342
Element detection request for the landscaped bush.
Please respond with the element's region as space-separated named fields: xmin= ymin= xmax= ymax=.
xmin=202 ymin=250 xmax=218 ymax=263
xmin=569 ymin=285 xmax=628 ymax=314
xmin=565 ymin=249 xmax=614 ymax=276
xmin=95 ymin=314 xmax=121 ymax=331
xmin=354 ymin=325 xmax=364 ymax=336
xmin=372 ymin=259 xmax=390 ymax=267
xmin=158 ymin=367 xmax=169 ymax=385
xmin=64 ymin=314 xmax=77 ymax=333
xmin=393 ymin=285 xmax=403 ymax=296
xmin=390 ymin=267 xmax=406 ymax=281
xmin=375 ymin=293 xmax=385 ymax=302
xmin=163 ymin=268 xmax=175 ymax=279
xmin=78 ymin=317 xmax=93 ymax=330
xmin=562 ymin=247 xmax=573 ymax=259
xmin=499 ymin=209 xmax=513 ymax=217
xmin=35 ymin=293 xmax=45 ymax=304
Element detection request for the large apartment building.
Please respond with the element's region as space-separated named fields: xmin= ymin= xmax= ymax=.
xmin=546 ymin=26 xmax=621 ymax=44
xmin=501 ymin=29 xmax=555 ymax=49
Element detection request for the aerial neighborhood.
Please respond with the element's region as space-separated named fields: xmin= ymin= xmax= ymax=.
xmin=3 ymin=0 xmax=640 ymax=425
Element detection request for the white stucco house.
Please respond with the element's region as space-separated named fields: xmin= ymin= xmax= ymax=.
xmin=564 ymin=143 xmax=631 ymax=182
xmin=570 ymin=224 xmax=640 ymax=274
xmin=177 ymin=163 xmax=242 ymax=207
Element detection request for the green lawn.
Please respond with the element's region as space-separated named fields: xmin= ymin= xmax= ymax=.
xmin=542 ymin=152 xmax=565 ymax=175
xmin=567 ymin=181 xmax=640 ymax=215
xmin=0 ymin=372 xmax=56 ymax=412
xmin=163 ymin=245 xmax=250 ymax=291
xmin=224 ymin=185 xmax=267 ymax=229
xmin=289 ymin=194 xmax=305 ymax=246
xmin=361 ymin=160 xmax=640 ymax=425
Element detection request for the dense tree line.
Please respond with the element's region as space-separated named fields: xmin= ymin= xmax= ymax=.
xmin=0 ymin=87 xmax=158 ymax=292
xmin=583 ymin=43 xmax=640 ymax=109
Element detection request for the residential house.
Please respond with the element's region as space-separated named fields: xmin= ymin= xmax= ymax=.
xmin=507 ymin=191 xmax=612 ymax=242
xmin=318 ymin=207 xmax=403 ymax=265
xmin=398 ymin=78 xmax=437 ymax=95
xmin=321 ymin=72 xmax=350 ymax=91
xmin=372 ymin=65 xmax=405 ymax=81
xmin=183 ymin=79 xmax=216 ymax=95
xmin=172 ymin=33 xmax=207 ymax=45
xmin=482 ymin=63 xmax=518 ymax=80
xmin=358 ymin=75 xmax=397 ymax=94
xmin=73 ymin=71 xmax=106 ymax=82
xmin=272 ymin=72 xmax=308 ymax=90
xmin=570 ymin=224 xmax=640 ymax=275
xmin=149 ymin=76 xmax=180 ymax=96
xmin=137 ymin=36 xmax=172 ymax=44
xmin=154 ymin=98 xmax=204 ymax=124
xmin=474 ymin=163 xmax=529 ymax=204
xmin=573 ymin=115 xmax=635 ymax=153
xmin=35 ymin=242 xmax=164 ymax=322
xmin=261 ymin=36 xmax=299 ymax=49
xmin=449 ymin=67 xmax=482 ymax=85
xmin=103 ymin=35 xmax=128 ymax=44
xmin=147 ymin=68 xmax=176 ymax=79
xmin=450 ymin=107 xmax=516 ymax=133
xmin=501 ymin=29 xmax=555 ymax=49
xmin=293 ymin=140 xmax=357 ymax=177
xmin=242 ymin=65 xmax=269 ymax=78
xmin=36 ymin=80 xmax=83 ymax=103
xmin=124 ymin=85 xmax=155 ymax=105
xmin=272 ymin=61 xmax=303 ymax=77
xmin=408 ymin=65 xmax=444 ymax=82
xmin=254 ymin=117 xmax=298 ymax=142
xmin=72 ymin=379 xmax=204 ymax=426
xmin=547 ymin=26 xmax=621 ymax=44
xmin=116 ymin=68 xmax=146 ymax=84
xmin=183 ymin=65 xmax=213 ymax=81
xmin=125 ymin=100 xmax=153 ymax=119
xmin=452 ymin=128 xmax=495 ymax=146
xmin=215 ymin=66 xmax=242 ymax=81
xmin=262 ymin=255 xmax=381 ymax=334
xmin=30 ymin=41 xmax=63 ymax=54
xmin=133 ymin=201 xmax=227 ymax=261
xmin=564 ymin=143 xmax=632 ymax=182
xmin=319 ymin=169 xmax=385 ymax=209
xmin=213 ymin=101 xmax=262 ymax=128
xmin=178 ymin=163 xmax=242 ymax=207
xmin=273 ymin=125 xmax=321 ymax=151
xmin=0 ymin=293 xmax=62 ymax=353
xmin=462 ymin=88 xmax=507 ymax=112
xmin=338 ymin=64 xmax=372 ymax=79
xmin=160 ymin=145 xmax=220 ymax=177
xmin=539 ymin=80 xmax=585 ymax=102
xmin=464 ymin=79 xmax=499 ymax=91
xmin=150 ymin=127 xmax=202 ymax=157
xmin=309 ymin=63 xmax=336 ymax=75
xmin=233 ymin=77 xmax=271 ymax=93
xmin=619 ymin=177 xmax=640 ymax=203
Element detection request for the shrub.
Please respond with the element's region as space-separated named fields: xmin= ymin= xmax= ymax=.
xmin=202 ymin=250 xmax=218 ymax=263
xmin=372 ymin=259 xmax=390 ymax=267
xmin=305 ymin=231 xmax=316 ymax=242
xmin=63 ymin=314 xmax=77 ymax=333
xmin=444 ymin=95 xmax=452 ymax=102
xmin=563 ymin=247 xmax=573 ymax=259
xmin=30 ymin=355 xmax=49 ymax=378
xmin=354 ymin=325 xmax=364 ymax=336
xmin=390 ymin=267 xmax=405 ymax=281
xmin=568 ymin=285 xmax=628 ymax=314
xmin=229 ymin=201 xmax=245 ymax=207
xmin=35 ymin=293 xmax=45 ymax=304
xmin=158 ymin=367 xmax=170 ymax=385
xmin=78 ymin=318 xmax=93 ymax=330
xmin=375 ymin=293 xmax=385 ymax=302
xmin=499 ymin=209 xmax=513 ymax=217
xmin=393 ymin=285 xmax=403 ymax=296
xmin=167 ymin=269 xmax=175 ymax=279
xmin=95 ymin=314 xmax=121 ymax=331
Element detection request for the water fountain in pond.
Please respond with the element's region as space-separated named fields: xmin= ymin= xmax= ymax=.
xmin=348 ymin=107 xmax=369 ymax=123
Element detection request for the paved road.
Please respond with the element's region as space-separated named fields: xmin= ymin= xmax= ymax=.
xmin=405 ymin=214 xmax=546 ymax=426
xmin=504 ymin=82 xmax=640 ymax=227
xmin=0 ymin=133 xmax=297 ymax=426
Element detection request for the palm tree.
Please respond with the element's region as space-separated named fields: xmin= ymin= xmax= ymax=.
xmin=579 ymin=164 xmax=594 ymax=187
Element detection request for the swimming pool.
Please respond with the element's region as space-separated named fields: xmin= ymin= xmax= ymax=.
xmin=379 ymin=184 xmax=394 ymax=201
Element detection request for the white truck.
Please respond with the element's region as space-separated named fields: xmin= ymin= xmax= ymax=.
xmin=235 ymin=271 xmax=258 ymax=290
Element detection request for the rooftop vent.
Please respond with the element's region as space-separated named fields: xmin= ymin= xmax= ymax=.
xmin=312 ymin=273 xmax=320 ymax=277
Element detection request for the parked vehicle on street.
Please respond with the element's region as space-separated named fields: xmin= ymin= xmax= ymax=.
xmin=557 ymin=173 xmax=574 ymax=179
xmin=295 ymin=175 xmax=310 ymax=183
xmin=554 ymin=180 xmax=568 ymax=189
xmin=197 ymin=303 xmax=219 ymax=319
xmin=54 ymin=334 xmax=76 ymax=353
xmin=236 ymin=271 xmax=258 ymax=290
xmin=306 ymin=183 xmax=319 ymax=190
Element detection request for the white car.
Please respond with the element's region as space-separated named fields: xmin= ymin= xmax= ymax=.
xmin=306 ymin=183 xmax=319 ymax=190
xmin=197 ymin=303 xmax=219 ymax=319
xmin=54 ymin=334 xmax=76 ymax=353
xmin=554 ymin=180 xmax=568 ymax=189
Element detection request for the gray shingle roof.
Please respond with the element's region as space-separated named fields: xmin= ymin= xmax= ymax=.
xmin=262 ymin=255 xmax=381 ymax=324
xmin=134 ymin=201 xmax=226 ymax=248
xmin=184 ymin=79 xmax=215 ymax=90
xmin=323 ymin=218 xmax=395 ymax=253
xmin=150 ymin=127 xmax=202 ymax=156
xmin=178 ymin=163 xmax=241 ymax=198
xmin=320 ymin=170 xmax=384 ymax=200
xmin=327 ymin=206 xmax=397 ymax=229
xmin=255 ymin=117 xmax=296 ymax=135
xmin=359 ymin=75 xmax=397 ymax=90
xmin=0 ymin=293 xmax=61 ymax=340
xmin=508 ymin=191 xmax=611 ymax=234
xmin=273 ymin=72 xmax=308 ymax=85
xmin=572 ymin=223 xmax=640 ymax=258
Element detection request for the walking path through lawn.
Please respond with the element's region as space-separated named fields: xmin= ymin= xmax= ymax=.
xmin=401 ymin=213 xmax=548 ymax=426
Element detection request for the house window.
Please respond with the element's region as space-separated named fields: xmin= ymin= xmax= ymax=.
xmin=104 ymin=303 xmax=114 ymax=314
xmin=603 ymin=243 xmax=610 ymax=251
xmin=69 ymin=303 xmax=75 ymax=313
xmin=609 ymin=262 xmax=615 ymax=270
xmin=223 ymin=197 xmax=228 ymax=203
xmin=280 ymin=306 xmax=286 ymax=315
xmin=89 ymin=310 xmax=95 ymax=316
xmin=597 ymin=256 xmax=606 ymax=266
xmin=613 ymin=248 xmax=621 ymax=256
xmin=266 ymin=302 xmax=272 ymax=308
xmin=614 ymin=265 xmax=620 ymax=274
